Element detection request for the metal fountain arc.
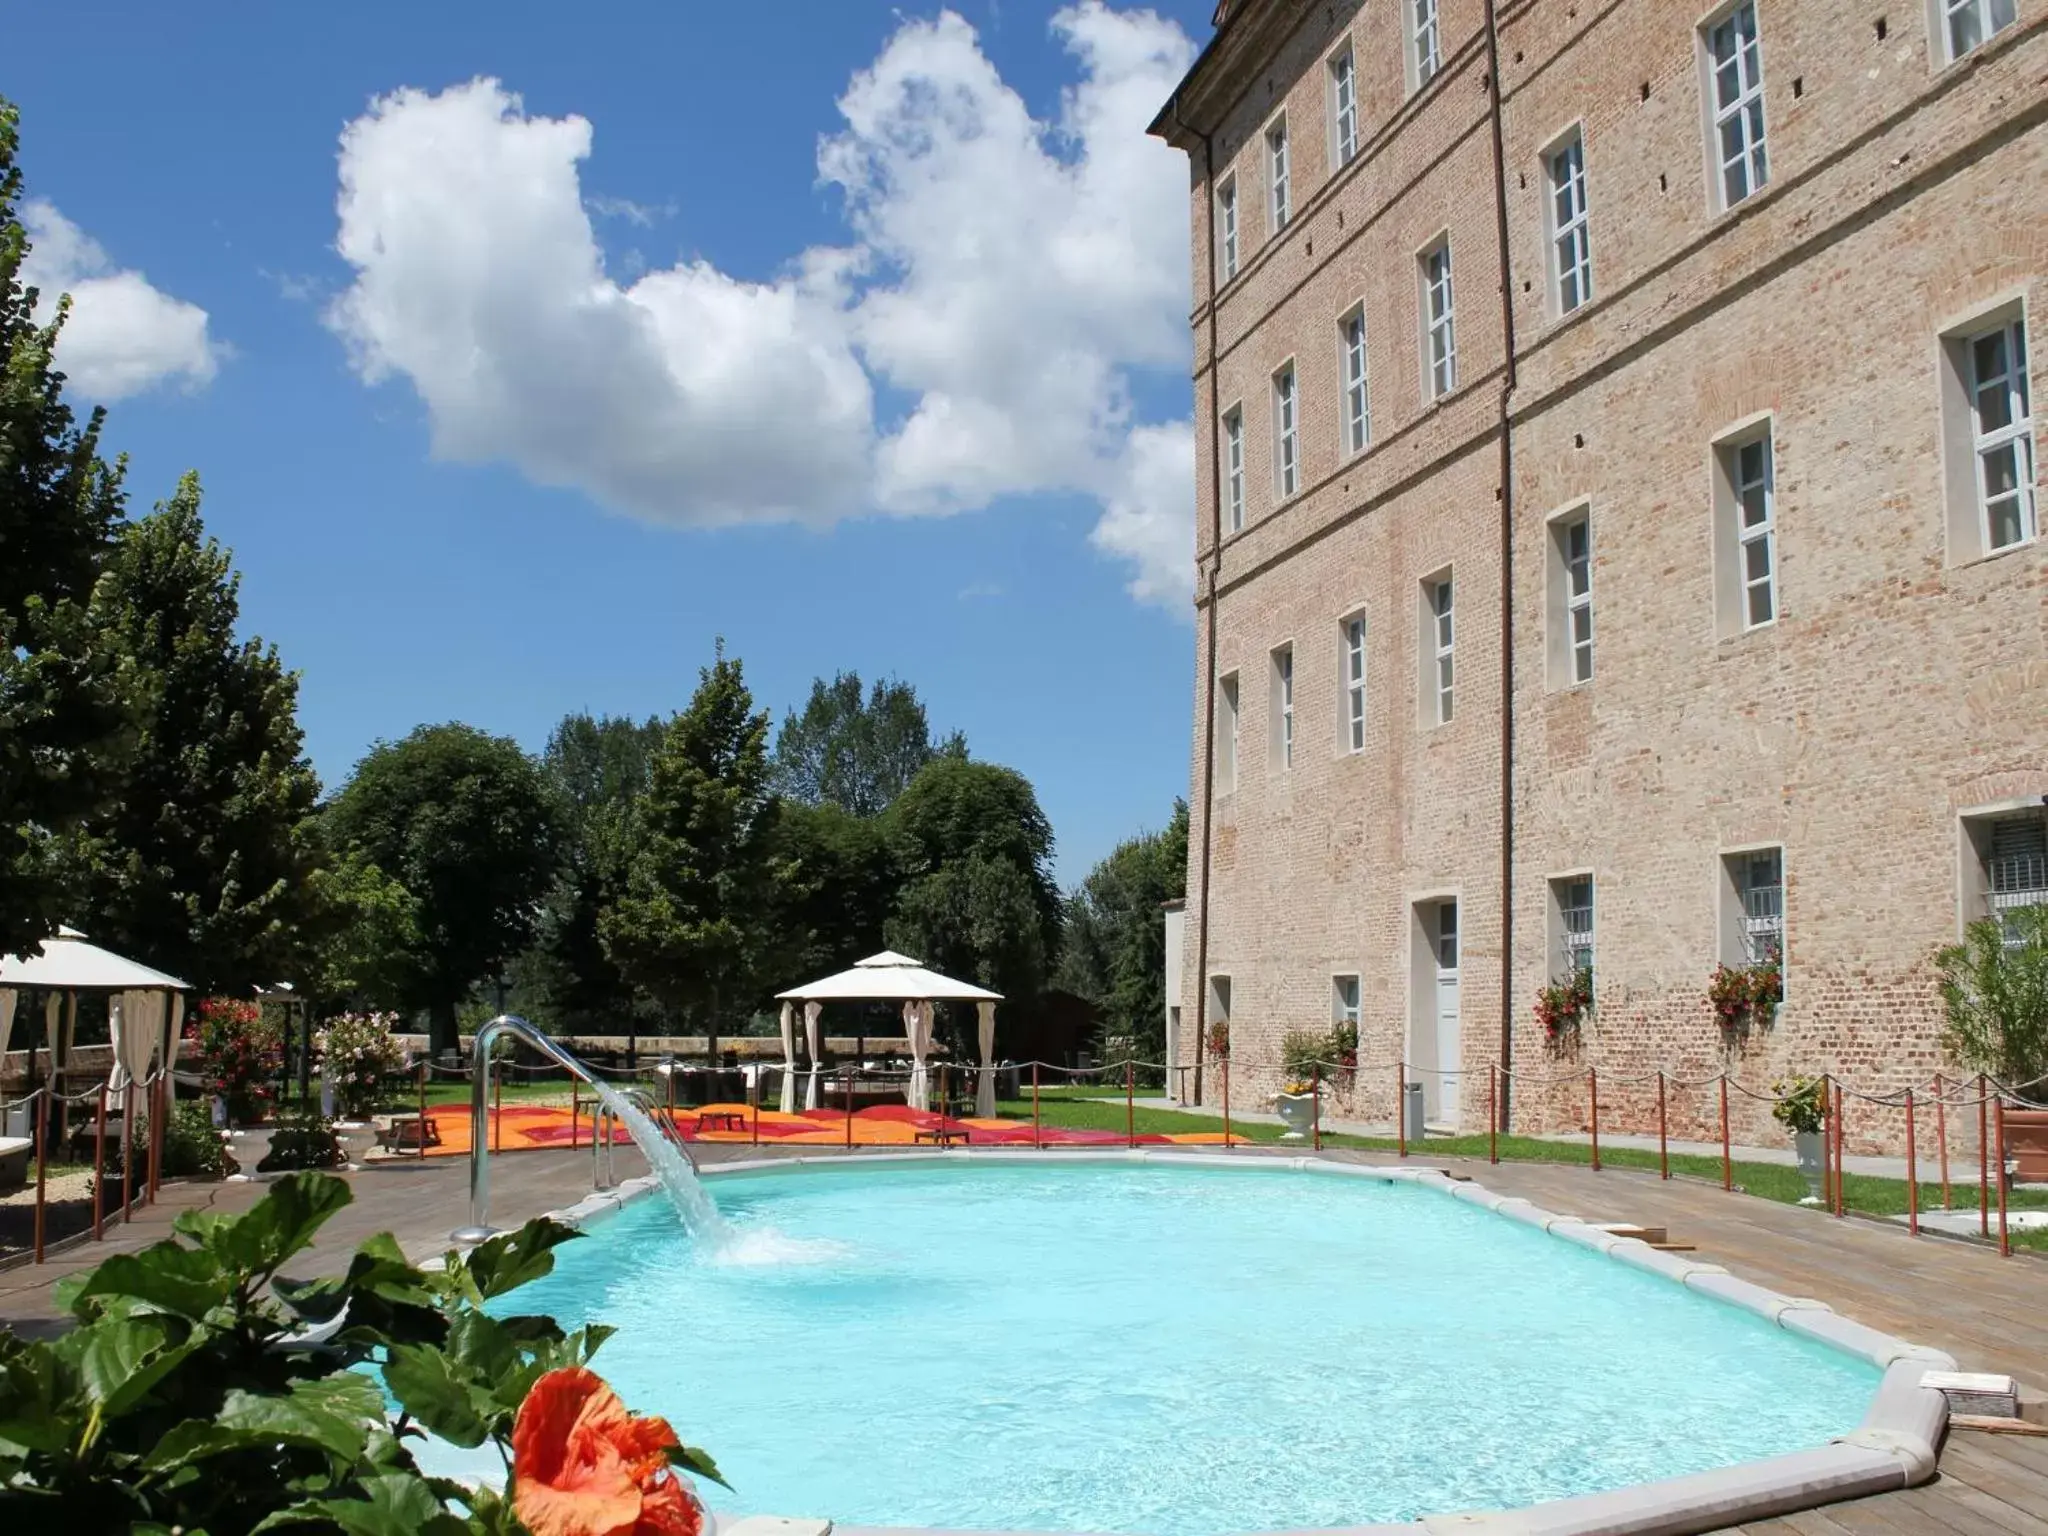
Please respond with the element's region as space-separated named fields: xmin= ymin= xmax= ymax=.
xmin=451 ymin=1013 xmax=703 ymax=1244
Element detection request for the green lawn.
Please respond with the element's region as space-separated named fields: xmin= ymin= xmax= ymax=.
xmin=993 ymin=1096 xmax=2048 ymax=1254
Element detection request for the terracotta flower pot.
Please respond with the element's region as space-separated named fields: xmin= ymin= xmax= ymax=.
xmin=2003 ymin=1108 xmax=2048 ymax=1185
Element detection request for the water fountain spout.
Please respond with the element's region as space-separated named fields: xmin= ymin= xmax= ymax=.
xmin=452 ymin=1014 xmax=725 ymax=1245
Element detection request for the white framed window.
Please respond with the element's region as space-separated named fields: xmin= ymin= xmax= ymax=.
xmin=1412 ymin=0 xmax=1442 ymax=89
xmin=1329 ymin=45 xmax=1359 ymax=168
xmin=1548 ymin=508 xmax=1593 ymax=686
xmin=1704 ymin=3 xmax=1769 ymax=209
xmin=1332 ymin=974 xmax=1361 ymax=1026
xmin=1545 ymin=131 xmax=1593 ymax=315
xmin=1553 ymin=875 xmax=1595 ymax=979
xmin=1723 ymin=847 xmax=1784 ymax=966
xmin=1340 ymin=305 xmax=1371 ymax=454
xmin=1941 ymin=0 xmax=2017 ymax=63
xmin=1209 ymin=975 xmax=1233 ymax=1033
xmin=1978 ymin=811 xmax=2048 ymax=945
xmin=1967 ymin=317 xmax=2036 ymax=552
xmin=1223 ymin=407 xmax=1246 ymax=534
xmin=1216 ymin=672 xmax=1240 ymax=794
xmin=1268 ymin=117 xmax=1291 ymax=234
xmin=1217 ymin=176 xmax=1239 ymax=284
xmin=1421 ymin=572 xmax=1454 ymax=727
xmin=1422 ymin=240 xmax=1456 ymax=398
xmin=1273 ymin=363 xmax=1299 ymax=498
xmin=1341 ymin=613 xmax=1367 ymax=752
xmin=1271 ymin=644 xmax=1295 ymax=770
xmin=1713 ymin=424 xmax=1777 ymax=634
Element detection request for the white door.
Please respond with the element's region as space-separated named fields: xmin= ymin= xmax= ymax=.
xmin=1434 ymin=903 xmax=1461 ymax=1125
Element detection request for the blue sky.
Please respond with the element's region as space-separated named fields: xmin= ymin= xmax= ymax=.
xmin=10 ymin=0 xmax=1215 ymax=883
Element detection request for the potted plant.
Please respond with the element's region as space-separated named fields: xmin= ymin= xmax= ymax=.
xmin=1534 ymin=967 xmax=1593 ymax=1051
xmin=1771 ymin=1074 xmax=1828 ymax=1203
xmin=1938 ymin=906 xmax=2048 ymax=1183
xmin=1275 ymin=1029 xmax=1327 ymax=1141
xmin=1206 ymin=1020 xmax=1231 ymax=1061
xmin=1708 ymin=955 xmax=1781 ymax=1039
xmin=312 ymin=1011 xmax=408 ymax=1122
xmin=190 ymin=997 xmax=285 ymax=1127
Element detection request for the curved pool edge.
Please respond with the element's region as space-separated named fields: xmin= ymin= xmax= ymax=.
xmin=539 ymin=1150 xmax=1953 ymax=1536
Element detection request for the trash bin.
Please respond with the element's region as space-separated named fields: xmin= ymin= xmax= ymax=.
xmin=1402 ymin=1081 xmax=1425 ymax=1142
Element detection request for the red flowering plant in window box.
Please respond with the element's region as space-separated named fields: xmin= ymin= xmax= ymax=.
xmin=190 ymin=996 xmax=285 ymax=1125
xmin=1709 ymin=948 xmax=1782 ymax=1038
xmin=1205 ymin=1020 xmax=1231 ymax=1060
xmin=1533 ymin=967 xmax=1593 ymax=1050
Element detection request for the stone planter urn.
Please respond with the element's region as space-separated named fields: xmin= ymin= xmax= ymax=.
xmin=1275 ymin=1091 xmax=1317 ymax=1142
xmin=1794 ymin=1130 xmax=1825 ymax=1202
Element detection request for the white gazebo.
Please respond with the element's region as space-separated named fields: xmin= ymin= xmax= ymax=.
xmin=774 ymin=951 xmax=1003 ymax=1116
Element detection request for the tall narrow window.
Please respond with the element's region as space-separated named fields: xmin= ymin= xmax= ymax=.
xmin=1223 ymin=408 xmax=1246 ymax=534
xmin=1422 ymin=242 xmax=1456 ymax=398
xmin=1413 ymin=0 xmax=1442 ymax=88
xmin=1268 ymin=119 xmax=1291 ymax=233
xmin=1734 ymin=849 xmax=1783 ymax=965
xmin=1330 ymin=46 xmax=1358 ymax=167
xmin=1944 ymin=0 xmax=2017 ymax=62
xmin=1271 ymin=645 xmax=1295 ymax=770
xmin=1968 ymin=318 xmax=2036 ymax=552
xmin=1560 ymin=512 xmax=1593 ymax=684
xmin=1217 ymin=177 xmax=1239 ymax=283
xmin=1706 ymin=3 xmax=1768 ymax=209
xmin=1273 ymin=364 xmax=1299 ymax=498
xmin=1341 ymin=306 xmax=1371 ymax=454
xmin=1546 ymin=132 xmax=1593 ymax=314
xmin=1555 ymin=876 xmax=1595 ymax=980
xmin=1342 ymin=614 xmax=1367 ymax=752
xmin=1732 ymin=433 xmax=1776 ymax=628
xmin=1333 ymin=975 xmax=1361 ymax=1027
xmin=1986 ymin=813 xmax=2048 ymax=946
xmin=1427 ymin=575 xmax=1454 ymax=726
xmin=1216 ymin=673 xmax=1240 ymax=794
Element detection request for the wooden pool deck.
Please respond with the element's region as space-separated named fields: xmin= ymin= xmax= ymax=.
xmin=2 ymin=1143 xmax=2041 ymax=1533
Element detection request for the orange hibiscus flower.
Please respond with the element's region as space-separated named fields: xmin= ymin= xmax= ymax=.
xmin=512 ymin=1366 xmax=705 ymax=1536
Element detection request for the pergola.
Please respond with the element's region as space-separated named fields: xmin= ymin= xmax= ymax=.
xmin=774 ymin=951 xmax=1003 ymax=1116
xmin=0 ymin=927 xmax=192 ymax=1152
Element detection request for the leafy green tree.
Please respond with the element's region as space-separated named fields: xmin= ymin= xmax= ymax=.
xmin=771 ymin=671 xmax=964 ymax=816
xmin=302 ymin=846 xmax=422 ymax=1013
xmin=883 ymin=757 xmax=1061 ymax=1019
xmin=324 ymin=725 xmax=561 ymax=1056
xmin=75 ymin=475 xmax=322 ymax=993
xmin=1938 ymin=906 xmax=2048 ymax=1090
xmin=602 ymin=645 xmax=779 ymax=1058
xmin=1058 ymin=800 xmax=1188 ymax=1062
xmin=0 ymin=99 xmax=134 ymax=956
xmin=527 ymin=712 xmax=666 ymax=1035
xmin=768 ymin=800 xmax=897 ymax=983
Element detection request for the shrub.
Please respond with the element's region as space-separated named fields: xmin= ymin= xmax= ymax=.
xmin=1534 ymin=967 xmax=1593 ymax=1046
xmin=313 ymin=1010 xmax=408 ymax=1118
xmin=1279 ymin=1029 xmax=1326 ymax=1093
xmin=258 ymin=1105 xmax=347 ymax=1172
xmin=1937 ymin=907 xmax=2048 ymax=1091
xmin=1708 ymin=958 xmax=1780 ymax=1037
xmin=1205 ymin=1020 xmax=1230 ymax=1059
xmin=189 ymin=996 xmax=285 ymax=1124
xmin=107 ymin=1099 xmax=233 ymax=1183
xmin=1771 ymin=1074 xmax=1827 ymax=1137
xmin=0 ymin=1172 xmax=723 ymax=1531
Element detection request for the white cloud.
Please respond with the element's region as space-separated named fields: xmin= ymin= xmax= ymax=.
xmin=19 ymin=200 xmax=222 ymax=400
xmin=327 ymin=2 xmax=1197 ymax=605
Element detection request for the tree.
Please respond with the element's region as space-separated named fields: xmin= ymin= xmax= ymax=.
xmin=883 ymin=757 xmax=1061 ymax=1030
xmin=74 ymin=475 xmax=322 ymax=992
xmin=323 ymin=725 xmax=561 ymax=1056
xmin=768 ymin=800 xmax=897 ymax=984
xmin=1058 ymin=801 xmax=1189 ymax=1063
xmin=602 ymin=646 xmax=779 ymax=1058
xmin=1938 ymin=907 xmax=2048 ymax=1091
xmin=771 ymin=671 xmax=964 ymax=816
xmin=527 ymin=712 xmax=667 ymax=1035
xmin=0 ymin=99 xmax=133 ymax=956
xmin=301 ymin=846 xmax=421 ymax=1013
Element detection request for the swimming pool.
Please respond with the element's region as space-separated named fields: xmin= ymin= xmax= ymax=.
xmin=479 ymin=1157 xmax=1887 ymax=1535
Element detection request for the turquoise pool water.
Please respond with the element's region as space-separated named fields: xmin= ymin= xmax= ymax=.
xmin=480 ymin=1162 xmax=1878 ymax=1534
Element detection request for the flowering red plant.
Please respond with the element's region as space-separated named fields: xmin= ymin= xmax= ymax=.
xmin=1709 ymin=957 xmax=1781 ymax=1036
xmin=1533 ymin=967 xmax=1593 ymax=1045
xmin=189 ymin=997 xmax=284 ymax=1124
xmin=512 ymin=1367 xmax=708 ymax=1536
xmin=1205 ymin=1020 xmax=1230 ymax=1060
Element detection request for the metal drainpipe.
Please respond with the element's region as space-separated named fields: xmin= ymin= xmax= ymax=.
xmin=1481 ymin=0 xmax=1521 ymax=1132
xmin=1170 ymin=92 xmax=1224 ymax=1109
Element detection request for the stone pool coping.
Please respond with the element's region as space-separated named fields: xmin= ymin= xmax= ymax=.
xmin=540 ymin=1148 xmax=1954 ymax=1536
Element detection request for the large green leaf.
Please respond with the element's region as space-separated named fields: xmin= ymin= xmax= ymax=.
xmin=382 ymin=1343 xmax=494 ymax=1448
xmin=216 ymin=1372 xmax=384 ymax=1462
xmin=204 ymin=1172 xmax=355 ymax=1277
xmin=0 ymin=1343 xmax=77 ymax=1452
xmin=80 ymin=1317 xmax=201 ymax=1417
xmin=251 ymin=1470 xmax=475 ymax=1536
xmin=63 ymin=1243 xmax=231 ymax=1321
xmin=453 ymin=1217 xmax=580 ymax=1302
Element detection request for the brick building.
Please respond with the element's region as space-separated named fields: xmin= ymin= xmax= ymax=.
xmin=1149 ymin=0 xmax=2045 ymax=1151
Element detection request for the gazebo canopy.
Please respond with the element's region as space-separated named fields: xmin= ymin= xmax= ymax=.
xmin=0 ymin=927 xmax=188 ymax=992
xmin=776 ymin=950 xmax=1002 ymax=1003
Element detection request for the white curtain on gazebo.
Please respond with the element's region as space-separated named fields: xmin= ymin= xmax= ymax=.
xmin=976 ymin=1000 xmax=998 ymax=1117
xmin=109 ymin=989 xmax=164 ymax=1092
xmin=803 ymin=1001 xmax=823 ymax=1110
xmin=778 ymin=1001 xmax=798 ymax=1113
xmin=904 ymin=1000 xmax=935 ymax=1111
xmin=0 ymin=988 xmax=14 ymax=1067
xmin=167 ymin=994 xmax=187 ymax=1070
